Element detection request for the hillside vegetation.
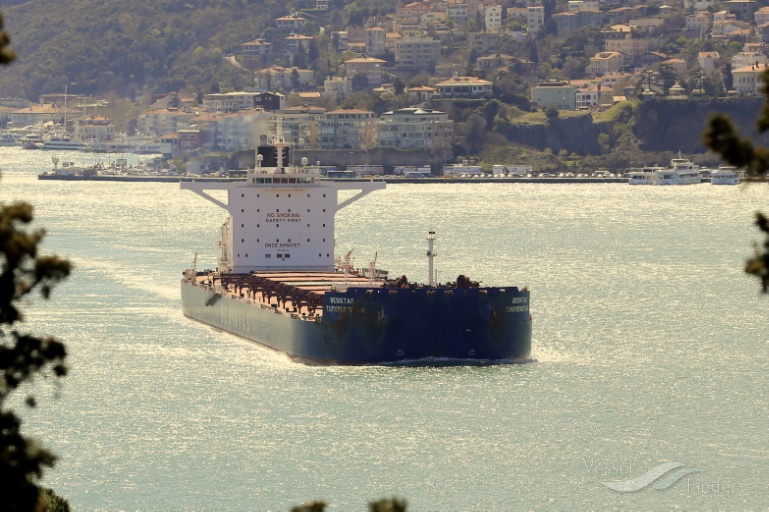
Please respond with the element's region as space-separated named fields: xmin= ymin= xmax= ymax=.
xmin=0 ymin=0 xmax=332 ymax=99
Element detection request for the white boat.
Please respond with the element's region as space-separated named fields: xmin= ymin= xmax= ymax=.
xmin=627 ymin=166 xmax=660 ymax=185
xmin=650 ymin=156 xmax=701 ymax=185
xmin=41 ymin=135 xmax=86 ymax=151
xmin=710 ymin=165 xmax=742 ymax=185
xmin=0 ymin=132 xmax=18 ymax=146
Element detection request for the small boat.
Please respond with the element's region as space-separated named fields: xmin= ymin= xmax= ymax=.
xmin=710 ymin=165 xmax=742 ymax=185
xmin=650 ymin=156 xmax=701 ymax=185
xmin=19 ymin=134 xmax=43 ymax=149
xmin=0 ymin=132 xmax=18 ymax=146
xmin=628 ymin=167 xmax=659 ymax=185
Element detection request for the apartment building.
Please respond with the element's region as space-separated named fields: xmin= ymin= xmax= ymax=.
xmin=377 ymin=107 xmax=454 ymax=151
xmin=320 ymin=109 xmax=377 ymax=150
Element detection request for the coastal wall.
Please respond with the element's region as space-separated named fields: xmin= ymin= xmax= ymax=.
xmin=293 ymin=148 xmax=436 ymax=173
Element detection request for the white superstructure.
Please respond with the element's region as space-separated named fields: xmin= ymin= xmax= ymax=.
xmin=710 ymin=165 xmax=742 ymax=185
xmin=182 ymin=142 xmax=385 ymax=274
xmin=628 ymin=166 xmax=660 ymax=185
xmin=650 ymin=157 xmax=702 ymax=185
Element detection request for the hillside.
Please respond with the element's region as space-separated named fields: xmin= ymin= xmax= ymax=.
xmin=0 ymin=0 xmax=335 ymax=99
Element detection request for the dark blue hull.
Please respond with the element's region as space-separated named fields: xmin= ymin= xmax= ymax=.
xmin=181 ymin=279 xmax=532 ymax=365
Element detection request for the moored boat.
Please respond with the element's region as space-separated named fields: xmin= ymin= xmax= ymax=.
xmin=710 ymin=165 xmax=742 ymax=185
xmin=650 ymin=156 xmax=702 ymax=185
xmin=628 ymin=167 xmax=657 ymax=185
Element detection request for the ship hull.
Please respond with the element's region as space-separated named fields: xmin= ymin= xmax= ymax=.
xmin=181 ymin=279 xmax=532 ymax=365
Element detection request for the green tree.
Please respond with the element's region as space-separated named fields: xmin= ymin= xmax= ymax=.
xmin=704 ymin=69 xmax=769 ymax=291
xmin=0 ymin=14 xmax=72 ymax=510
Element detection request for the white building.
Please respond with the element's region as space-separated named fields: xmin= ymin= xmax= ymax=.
xmin=377 ymin=107 xmax=453 ymax=152
xmin=732 ymin=64 xmax=767 ymax=93
xmin=527 ymin=6 xmax=545 ymax=35
xmin=485 ymin=4 xmax=503 ymax=33
xmin=531 ymin=81 xmax=578 ymax=110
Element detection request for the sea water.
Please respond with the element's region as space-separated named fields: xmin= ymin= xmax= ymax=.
xmin=1 ymin=147 xmax=768 ymax=510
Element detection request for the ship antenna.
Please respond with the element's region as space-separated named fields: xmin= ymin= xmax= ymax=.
xmin=275 ymin=114 xmax=287 ymax=174
xmin=368 ymin=251 xmax=378 ymax=283
xmin=426 ymin=230 xmax=437 ymax=287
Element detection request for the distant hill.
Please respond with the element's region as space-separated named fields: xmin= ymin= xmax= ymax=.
xmin=0 ymin=0 xmax=330 ymax=100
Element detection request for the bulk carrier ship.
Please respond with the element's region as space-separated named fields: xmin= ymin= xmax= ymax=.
xmin=180 ymin=138 xmax=532 ymax=365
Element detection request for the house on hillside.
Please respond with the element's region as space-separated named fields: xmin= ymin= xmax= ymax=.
xmin=343 ymin=57 xmax=387 ymax=87
xmin=435 ymin=75 xmax=493 ymax=98
xmin=241 ymin=39 xmax=271 ymax=58
xmin=275 ymin=15 xmax=307 ymax=31
xmin=698 ymin=51 xmax=720 ymax=76
xmin=531 ymin=81 xmax=577 ymax=110
xmin=732 ymin=63 xmax=767 ymax=93
xmin=256 ymin=67 xmax=314 ymax=90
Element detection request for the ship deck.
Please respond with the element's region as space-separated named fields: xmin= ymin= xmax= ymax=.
xmin=188 ymin=270 xmax=384 ymax=319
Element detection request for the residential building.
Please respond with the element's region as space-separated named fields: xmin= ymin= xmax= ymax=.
xmin=136 ymin=108 xmax=197 ymax=137
xmin=662 ymin=58 xmax=688 ymax=78
xmin=397 ymin=1 xmax=432 ymax=23
xmin=527 ymin=6 xmax=545 ymax=35
xmin=468 ymin=32 xmax=500 ymax=52
xmin=726 ymin=0 xmax=758 ymax=21
xmin=324 ymin=77 xmax=353 ymax=100
xmin=507 ymin=7 xmax=528 ymax=21
xmin=575 ymin=83 xmax=600 ymax=108
xmin=395 ymin=38 xmax=442 ymax=69
xmin=435 ymin=75 xmax=493 ymax=97
xmin=73 ymin=116 xmax=115 ymax=142
xmin=477 ymin=53 xmax=518 ymax=70
xmin=276 ymin=106 xmax=326 ymax=149
xmin=447 ymin=4 xmax=468 ymax=21
xmin=629 ymin=17 xmax=665 ymax=35
xmin=275 ymin=15 xmax=307 ymax=31
xmin=698 ymin=51 xmax=720 ymax=76
xmin=255 ymin=67 xmax=314 ymax=90
xmin=203 ymin=92 xmax=284 ymax=113
xmin=286 ymin=34 xmax=313 ymax=54
xmin=343 ymin=57 xmax=387 ymax=86
xmin=587 ymin=51 xmax=624 ymax=77
xmin=485 ymin=4 xmax=503 ymax=33
xmin=732 ymin=51 xmax=768 ymax=69
xmin=366 ymin=27 xmax=387 ymax=56
xmin=531 ymin=81 xmax=578 ymax=110
xmin=732 ymin=63 xmax=768 ymax=93
xmin=406 ymin=85 xmax=438 ymax=102
xmin=602 ymin=24 xmax=662 ymax=64
xmin=756 ymin=6 xmax=769 ymax=25
xmin=9 ymin=103 xmax=66 ymax=128
xmin=320 ymin=108 xmax=376 ymax=149
xmin=568 ymin=0 xmax=599 ymax=11
xmin=552 ymin=10 xmax=602 ymax=38
xmin=177 ymin=128 xmax=203 ymax=153
xmin=377 ymin=107 xmax=454 ymax=152
xmin=685 ymin=0 xmax=717 ymax=9
xmin=421 ymin=11 xmax=448 ymax=26
xmin=685 ymin=11 xmax=713 ymax=36
xmin=241 ymin=39 xmax=271 ymax=58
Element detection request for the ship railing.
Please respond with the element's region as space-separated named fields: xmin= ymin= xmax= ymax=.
xmin=331 ymin=281 xmax=385 ymax=292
